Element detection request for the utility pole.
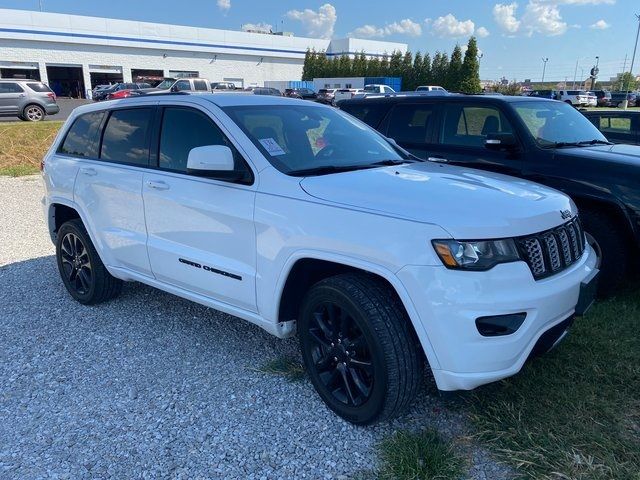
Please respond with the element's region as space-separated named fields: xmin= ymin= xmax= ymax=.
xmin=541 ymin=57 xmax=549 ymax=83
xmin=590 ymin=56 xmax=599 ymax=90
xmin=623 ymin=14 xmax=640 ymax=109
xmin=38 ymin=0 xmax=43 ymax=11
xmin=572 ymin=58 xmax=579 ymax=89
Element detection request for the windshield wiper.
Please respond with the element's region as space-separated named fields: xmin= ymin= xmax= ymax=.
xmin=543 ymin=139 xmax=613 ymax=149
xmin=288 ymin=164 xmax=379 ymax=177
xmin=369 ymin=159 xmax=417 ymax=166
xmin=576 ymin=139 xmax=613 ymax=146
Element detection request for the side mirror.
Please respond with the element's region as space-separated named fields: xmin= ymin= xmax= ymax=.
xmin=485 ymin=133 xmax=517 ymax=150
xmin=170 ymin=85 xmax=179 ymax=93
xmin=187 ymin=145 xmax=239 ymax=179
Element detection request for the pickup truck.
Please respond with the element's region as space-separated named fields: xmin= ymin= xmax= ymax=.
xmin=139 ymin=77 xmax=212 ymax=94
xmin=340 ymin=94 xmax=640 ymax=295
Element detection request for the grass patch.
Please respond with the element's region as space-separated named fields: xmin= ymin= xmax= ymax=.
xmin=468 ymin=289 xmax=640 ymax=479
xmin=257 ymin=357 xmax=306 ymax=382
xmin=376 ymin=429 xmax=466 ymax=480
xmin=0 ymin=121 xmax=63 ymax=176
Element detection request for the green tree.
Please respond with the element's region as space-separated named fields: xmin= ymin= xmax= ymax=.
xmin=447 ymin=44 xmax=463 ymax=91
xmin=301 ymin=49 xmax=312 ymax=80
xmin=379 ymin=53 xmax=390 ymax=76
xmin=389 ymin=50 xmax=403 ymax=78
xmin=410 ymin=52 xmax=423 ymax=91
xmin=337 ymin=54 xmax=352 ymax=77
xmin=352 ymin=51 xmax=367 ymax=77
xmin=432 ymin=52 xmax=449 ymax=86
xmin=401 ymin=51 xmax=413 ymax=90
xmin=421 ymin=53 xmax=432 ymax=86
xmin=315 ymin=51 xmax=329 ymax=78
xmin=460 ymin=37 xmax=482 ymax=93
xmin=366 ymin=56 xmax=380 ymax=77
xmin=619 ymin=71 xmax=637 ymax=91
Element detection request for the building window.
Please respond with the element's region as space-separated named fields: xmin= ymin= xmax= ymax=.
xmin=169 ymin=70 xmax=199 ymax=78
xmin=345 ymin=83 xmax=352 ymax=89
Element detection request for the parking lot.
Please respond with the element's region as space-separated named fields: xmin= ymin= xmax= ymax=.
xmin=0 ymin=175 xmax=514 ymax=479
xmin=0 ymin=98 xmax=90 ymax=123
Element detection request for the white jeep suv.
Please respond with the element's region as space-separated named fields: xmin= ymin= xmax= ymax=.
xmin=42 ymin=94 xmax=598 ymax=425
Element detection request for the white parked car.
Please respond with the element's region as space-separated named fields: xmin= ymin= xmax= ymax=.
xmin=333 ymin=88 xmax=364 ymax=103
xmin=416 ymin=85 xmax=447 ymax=92
xmin=351 ymin=84 xmax=396 ymax=99
xmin=557 ymin=90 xmax=590 ymax=107
xmin=42 ymin=94 xmax=598 ymax=425
xmin=586 ymin=91 xmax=598 ymax=107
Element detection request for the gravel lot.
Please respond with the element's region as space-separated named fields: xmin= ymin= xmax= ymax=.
xmin=0 ymin=175 xmax=512 ymax=479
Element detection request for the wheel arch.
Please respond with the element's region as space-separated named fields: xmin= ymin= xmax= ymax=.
xmin=573 ymin=195 xmax=638 ymax=246
xmin=273 ymin=252 xmax=441 ymax=370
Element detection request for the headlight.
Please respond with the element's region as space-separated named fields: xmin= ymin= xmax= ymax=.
xmin=432 ymin=239 xmax=520 ymax=271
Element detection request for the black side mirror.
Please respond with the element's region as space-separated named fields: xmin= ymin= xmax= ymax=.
xmin=170 ymin=85 xmax=178 ymax=93
xmin=485 ymin=133 xmax=517 ymax=150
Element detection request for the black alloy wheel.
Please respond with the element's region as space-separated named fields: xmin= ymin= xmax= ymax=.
xmin=59 ymin=231 xmax=93 ymax=296
xmin=299 ymin=273 xmax=423 ymax=425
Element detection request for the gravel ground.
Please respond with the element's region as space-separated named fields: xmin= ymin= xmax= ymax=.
xmin=0 ymin=175 xmax=513 ymax=479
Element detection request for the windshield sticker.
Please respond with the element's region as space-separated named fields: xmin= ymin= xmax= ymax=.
xmin=259 ymin=138 xmax=286 ymax=156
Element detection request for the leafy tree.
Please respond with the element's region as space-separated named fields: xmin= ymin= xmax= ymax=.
xmin=337 ymin=54 xmax=352 ymax=77
xmin=389 ymin=50 xmax=403 ymax=78
xmin=366 ymin=56 xmax=381 ymax=77
xmin=352 ymin=51 xmax=367 ymax=77
xmin=420 ymin=53 xmax=432 ymax=86
xmin=618 ymin=71 xmax=637 ymax=91
xmin=301 ymin=49 xmax=312 ymax=81
xmin=401 ymin=51 xmax=413 ymax=90
xmin=432 ymin=52 xmax=449 ymax=86
xmin=315 ymin=51 xmax=329 ymax=78
xmin=379 ymin=53 xmax=390 ymax=76
xmin=447 ymin=45 xmax=463 ymax=91
xmin=460 ymin=37 xmax=482 ymax=93
xmin=410 ymin=52 xmax=423 ymax=91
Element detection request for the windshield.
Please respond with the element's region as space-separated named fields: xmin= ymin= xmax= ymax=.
xmin=155 ymin=79 xmax=176 ymax=90
xmin=224 ymin=105 xmax=405 ymax=175
xmin=513 ymin=100 xmax=608 ymax=147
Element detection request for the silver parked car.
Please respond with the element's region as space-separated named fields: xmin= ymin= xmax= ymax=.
xmin=0 ymin=80 xmax=60 ymax=121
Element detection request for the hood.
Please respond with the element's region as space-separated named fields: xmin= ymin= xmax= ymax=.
xmin=300 ymin=162 xmax=575 ymax=239
xmin=557 ymin=143 xmax=640 ymax=167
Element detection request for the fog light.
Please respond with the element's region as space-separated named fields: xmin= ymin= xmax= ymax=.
xmin=476 ymin=313 xmax=527 ymax=337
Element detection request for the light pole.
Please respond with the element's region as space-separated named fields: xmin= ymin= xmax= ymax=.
xmin=623 ymin=14 xmax=640 ymax=109
xmin=541 ymin=57 xmax=549 ymax=84
xmin=590 ymin=56 xmax=599 ymax=90
xmin=38 ymin=0 xmax=43 ymax=11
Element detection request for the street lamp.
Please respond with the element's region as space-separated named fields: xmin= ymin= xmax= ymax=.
xmin=541 ymin=57 xmax=549 ymax=83
xmin=623 ymin=14 xmax=640 ymax=110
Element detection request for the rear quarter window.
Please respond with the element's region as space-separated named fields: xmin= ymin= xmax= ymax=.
xmin=58 ymin=111 xmax=105 ymax=158
xmin=26 ymin=82 xmax=52 ymax=93
xmin=340 ymin=103 xmax=389 ymax=128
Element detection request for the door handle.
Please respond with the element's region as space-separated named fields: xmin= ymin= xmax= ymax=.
xmin=147 ymin=180 xmax=170 ymax=191
xmin=79 ymin=167 xmax=97 ymax=176
xmin=428 ymin=156 xmax=448 ymax=163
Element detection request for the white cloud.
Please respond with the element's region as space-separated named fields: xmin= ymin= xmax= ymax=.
xmin=352 ymin=19 xmax=422 ymax=38
xmin=522 ymin=1 xmax=567 ymax=36
xmin=493 ymin=3 xmax=521 ymax=34
xmin=216 ymin=0 xmax=230 ymax=12
xmin=493 ymin=0 xmax=615 ymax=36
xmin=590 ymin=19 xmax=610 ymax=29
xmin=286 ymin=3 xmax=337 ymax=39
xmin=241 ymin=23 xmax=273 ymax=33
xmin=476 ymin=26 xmax=490 ymax=37
xmin=431 ymin=14 xmax=475 ymax=38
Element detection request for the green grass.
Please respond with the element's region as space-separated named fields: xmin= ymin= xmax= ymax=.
xmin=467 ymin=289 xmax=640 ymax=480
xmin=376 ymin=429 xmax=466 ymax=480
xmin=257 ymin=357 xmax=306 ymax=382
xmin=0 ymin=121 xmax=63 ymax=176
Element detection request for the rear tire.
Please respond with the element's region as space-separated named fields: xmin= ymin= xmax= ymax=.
xmin=581 ymin=209 xmax=630 ymax=297
xmin=23 ymin=104 xmax=45 ymax=122
xmin=56 ymin=219 xmax=122 ymax=305
xmin=298 ymin=273 xmax=423 ymax=425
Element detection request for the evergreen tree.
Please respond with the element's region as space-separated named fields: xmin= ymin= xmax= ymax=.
xmin=337 ymin=54 xmax=352 ymax=77
xmin=316 ymin=51 xmax=329 ymax=78
xmin=421 ymin=53 xmax=432 ymax=86
xmin=432 ymin=52 xmax=449 ymax=86
xmin=366 ymin=56 xmax=380 ymax=77
xmin=460 ymin=36 xmax=482 ymax=93
xmin=410 ymin=52 xmax=423 ymax=91
xmin=447 ymin=44 xmax=463 ymax=91
xmin=352 ymin=51 xmax=367 ymax=77
xmin=389 ymin=50 xmax=403 ymax=78
xmin=401 ymin=51 xmax=413 ymax=90
xmin=301 ymin=49 xmax=312 ymax=81
xmin=379 ymin=53 xmax=390 ymax=77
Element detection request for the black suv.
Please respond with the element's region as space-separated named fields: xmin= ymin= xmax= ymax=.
xmin=340 ymin=95 xmax=640 ymax=294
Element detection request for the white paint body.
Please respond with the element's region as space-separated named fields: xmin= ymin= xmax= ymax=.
xmin=42 ymin=94 xmax=598 ymax=391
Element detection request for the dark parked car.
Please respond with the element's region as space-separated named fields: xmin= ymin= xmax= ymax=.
xmin=582 ymin=110 xmax=640 ymax=145
xmin=93 ymin=82 xmax=149 ymax=101
xmin=529 ymin=89 xmax=559 ymax=100
xmin=284 ymin=87 xmax=317 ymax=100
xmin=610 ymin=91 xmax=637 ymax=107
xmin=591 ymin=90 xmax=612 ymax=107
xmin=340 ymin=95 xmax=640 ymax=295
xmin=247 ymin=87 xmax=281 ymax=96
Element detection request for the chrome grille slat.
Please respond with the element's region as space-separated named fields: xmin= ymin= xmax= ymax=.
xmin=517 ymin=217 xmax=585 ymax=280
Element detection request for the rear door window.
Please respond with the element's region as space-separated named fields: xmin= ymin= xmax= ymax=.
xmin=599 ymin=116 xmax=632 ymax=133
xmin=100 ymin=108 xmax=153 ymax=166
xmin=174 ymin=80 xmax=191 ymax=91
xmin=0 ymin=82 xmax=24 ymax=93
xmin=58 ymin=111 xmax=105 ymax=158
xmin=340 ymin=103 xmax=389 ymax=128
xmin=441 ymin=104 xmax=513 ymax=148
xmin=193 ymin=80 xmax=208 ymax=91
xmin=386 ymin=104 xmax=436 ymax=144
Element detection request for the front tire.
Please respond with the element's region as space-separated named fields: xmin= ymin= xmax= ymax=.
xmin=581 ymin=209 xmax=630 ymax=297
xmin=298 ymin=273 xmax=423 ymax=425
xmin=56 ymin=219 xmax=122 ymax=305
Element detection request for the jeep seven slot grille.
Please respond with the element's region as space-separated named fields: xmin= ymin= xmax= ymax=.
xmin=517 ymin=217 xmax=585 ymax=280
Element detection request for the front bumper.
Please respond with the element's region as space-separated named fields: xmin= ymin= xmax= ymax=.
xmin=397 ymin=243 xmax=598 ymax=391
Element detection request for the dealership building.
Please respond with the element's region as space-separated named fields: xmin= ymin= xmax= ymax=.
xmin=0 ymin=8 xmax=406 ymax=98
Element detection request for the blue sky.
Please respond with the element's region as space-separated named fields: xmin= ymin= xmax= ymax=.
xmin=1 ymin=0 xmax=638 ymax=82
